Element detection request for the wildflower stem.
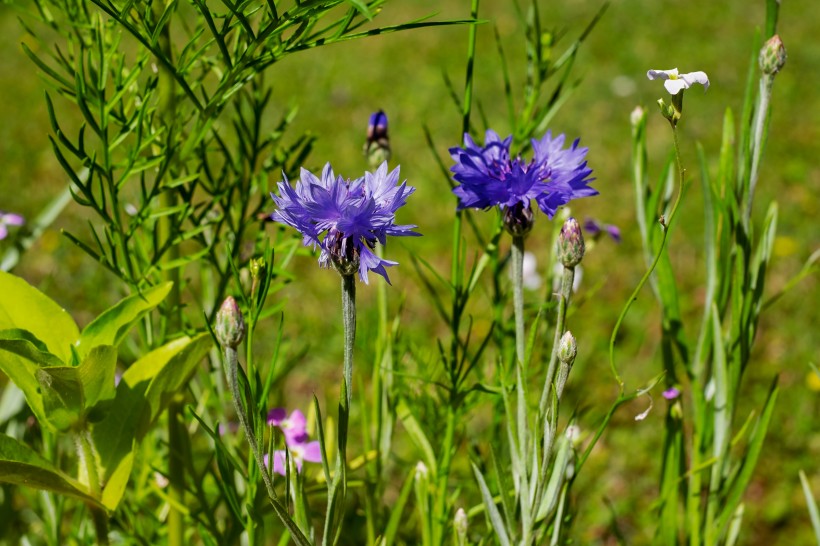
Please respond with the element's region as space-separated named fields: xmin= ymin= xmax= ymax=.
xmin=745 ymin=74 xmax=774 ymax=226
xmin=342 ymin=274 xmax=356 ymax=410
xmin=511 ymin=235 xmax=526 ymax=365
xmin=540 ymin=265 xmax=574 ymax=416
xmin=608 ymin=125 xmax=686 ymax=392
xmin=223 ymin=345 xmax=312 ymax=546
xmin=76 ymin=430 xmax=109 ymax=546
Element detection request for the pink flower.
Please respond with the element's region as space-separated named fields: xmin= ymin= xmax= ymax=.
xmin=264 ymin=440 xmax=322 ymax=476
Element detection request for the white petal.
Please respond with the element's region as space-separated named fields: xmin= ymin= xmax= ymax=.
xmin=646 ymin=68 xmax=678 ymax=81
xmin=664 ymin=79 xmax=688 ymax=95
xmin=681 ymin=71 xmax=710 ymax=91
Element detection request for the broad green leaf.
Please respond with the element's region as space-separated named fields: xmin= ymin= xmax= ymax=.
xmin=0 ymin=271 xmax=79 ymax=362
xmin=78 ymin=345 xmax=118 ymax=415
xmin=0 ymin=434 xmax=100 ymax=507
xmin=36 ymin=366 xmax=84 ymax=431
xmin=93 ymin=333 xmax=211 ymax=510
xmin=77 ymin=282 xmax=172 ymax=358
xmin=0 ymin=329 xmax=65 ymax=428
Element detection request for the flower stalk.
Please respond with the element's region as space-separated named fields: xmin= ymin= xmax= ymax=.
xmin=511 ymin=235 xmax=526 ymax=365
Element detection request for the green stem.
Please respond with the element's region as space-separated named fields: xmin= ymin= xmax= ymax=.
xmin=511 ymin=235 xmax=526 ymax=365
xmin=608 ymin=125 xmax=686 ymax=392
xmin=433 ymin=404 xmax=457 ymax=545
xmin=342 ymin=274 xmax=356 ymax=410
xmin=539 ymin=265 xmax=574 ymax=416
xmin=745 ymin=75 xmax=773 ymax=226
xmin=224 ymin=345 xmax=312 ymax=546
xmin=76 ymin=430 xmax=108 ymax=545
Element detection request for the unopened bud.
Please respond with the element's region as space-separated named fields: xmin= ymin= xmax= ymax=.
xmin=250 ymin=257 xmax=265 ymax=279
xmin=558 ymin=331 xmax=577 ymax=364
xmin=759 ymin=35 xmax=786 ymax=76
xmin=504 ymin=202 xmax=534 ymax=237
xmin=557 ymin=217 xmax=585 ymax=268
xmin=215 ymin=296 xmax=246 ymax=349
xmin=364 ymin=110 xmax=391 ymax=169
xmin=454 ymin=508 xmax=468 ymax=545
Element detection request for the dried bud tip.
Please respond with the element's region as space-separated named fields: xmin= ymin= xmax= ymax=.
xmin=215 ymin=296 xmax=246 ymax=349
xmin=557 ymin=217 xmax=585 ymax=268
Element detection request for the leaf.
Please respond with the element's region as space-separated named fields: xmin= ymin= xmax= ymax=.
xmin=92 ymin=333 xmax=212 ymax=510
xmin=381 ymin=468 xmax=416 ymax=545
xmin=0 ymin=329 xmax=65 ymax=428
xmin=77 ymin=282 xmax=172 ymax=358
xmin=396 ymin=398 xmax=437 ymax=478
xmin=799 ymin=470 xmax=820 ymax=544
xmin=0 ymin=434 xmax=100 ymax=507
xmin=0 ymin=271 xmax=79 ymax=362
xmin=78 ymin=345 xmax=118 ymax=414
xmin=36 ymin=366 xmax=84 ymax=432
xmin=472 ymin=462 xmax=511 ymax=546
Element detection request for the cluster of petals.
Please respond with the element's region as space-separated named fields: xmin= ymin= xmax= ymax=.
xmin=583 ymin=218 xmax=621 ymax=243
xmin=646 ymin=68 xmax=710 ymax=95
xmin=271 ymin=162 xmax=419 ymax=284
xmin=266 ymin=408 xmax=321 ymax=476
xmin=0 ymin=211 xmax=24 ymax=240
xmin=449 ymin=130 xmax=596 ymax=218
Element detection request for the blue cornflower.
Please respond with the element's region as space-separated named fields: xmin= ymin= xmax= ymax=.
xmin=271 ymin=162 xmax=419 ymax=284
xmin=449 ymin=129 xmax=596 ymax=233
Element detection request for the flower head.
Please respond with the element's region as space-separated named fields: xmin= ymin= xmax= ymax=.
xmin=264 ymin=441 xmax=322 ymax=476
xmin=267 ymin=408 xmax=309 ymax=444
xmin=271 ymin=162 xmax=420 ymax=284
xmin=0 ymin=211 xmax=24 ymax=240
xmin=449 ymin=130 xmax=595 ymax=227
xmin=646 ymin=68 xmax=710 ymax=95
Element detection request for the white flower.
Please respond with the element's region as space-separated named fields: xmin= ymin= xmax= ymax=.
xmin=646 ymin=68 xmax=709 ymax=95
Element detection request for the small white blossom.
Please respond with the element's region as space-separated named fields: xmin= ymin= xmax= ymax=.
xmin=647 ymin=68 xmax=709 ymax=95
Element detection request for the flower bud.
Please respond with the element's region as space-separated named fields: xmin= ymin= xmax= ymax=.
xmin=364 ymin=110 xmax=391 ymax=169
xmin=759 ymin=34 xmax=786 ymax=76
xmin=556 ymin=217 xmax=585 ymax=268
xmin=503 ymin=202 xmax=534 ymax=237
xmin=454 ymin=507 xmax=468 ymax=545
xmin=215 ymin=296 xmax=246 ymax=349
xmin=250 ymin=257 xmax=265 ymax=280
xmin=558 ymin=331 xmax=577 ymax=364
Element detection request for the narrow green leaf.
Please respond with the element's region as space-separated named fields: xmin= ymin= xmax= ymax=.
xmin=717 ymin=378 xmax=778 ymax=534
xmin=472 ymin=462 xmax=511 ymax=546
xmin=0 ymin=434 xmax=100 ymax=507
xmin=799 ymin=470 xmax=820 ymax=544
xmin=381 ymin=467 xmax=416 ymax=545
xmin=396 ymin=398 xmax=437 ymax=478
xmin=0 ymin=271 xmax=79 ymax=362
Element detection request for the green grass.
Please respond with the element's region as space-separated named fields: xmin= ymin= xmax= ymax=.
xmin=0 ymin=0 xmax=817 ymax=544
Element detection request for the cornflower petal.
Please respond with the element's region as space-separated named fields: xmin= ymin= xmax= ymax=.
xmin=271 ymin=162 xmax=419 ymax=282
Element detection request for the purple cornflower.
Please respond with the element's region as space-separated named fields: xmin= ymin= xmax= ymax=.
xmin=271 ymin=162 xmax=419 ymax=284
xmin=583 ymin=218 xmax=621 ymax=243
xmin=0 ymin=212 xmax=24 ymax=240
xmin=449 ymin=130 xmax=596 ymax=232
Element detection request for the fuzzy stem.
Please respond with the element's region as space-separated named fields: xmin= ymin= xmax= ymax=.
xmin=745 ymin=74 xmax=773 ymax=225
xmin=342 ymin=274 xmax=356 ymax=410
xmin=224 ymin=345 xmax=312 ymax=546
xmin=539 ymin=265 xmax=574 ymax=416
xmin=511 ymin=235 xmax=526 ymax=366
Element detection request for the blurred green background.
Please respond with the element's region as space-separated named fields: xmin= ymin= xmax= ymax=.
xmin=0 ymin=0 xmax=817 ymax=544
